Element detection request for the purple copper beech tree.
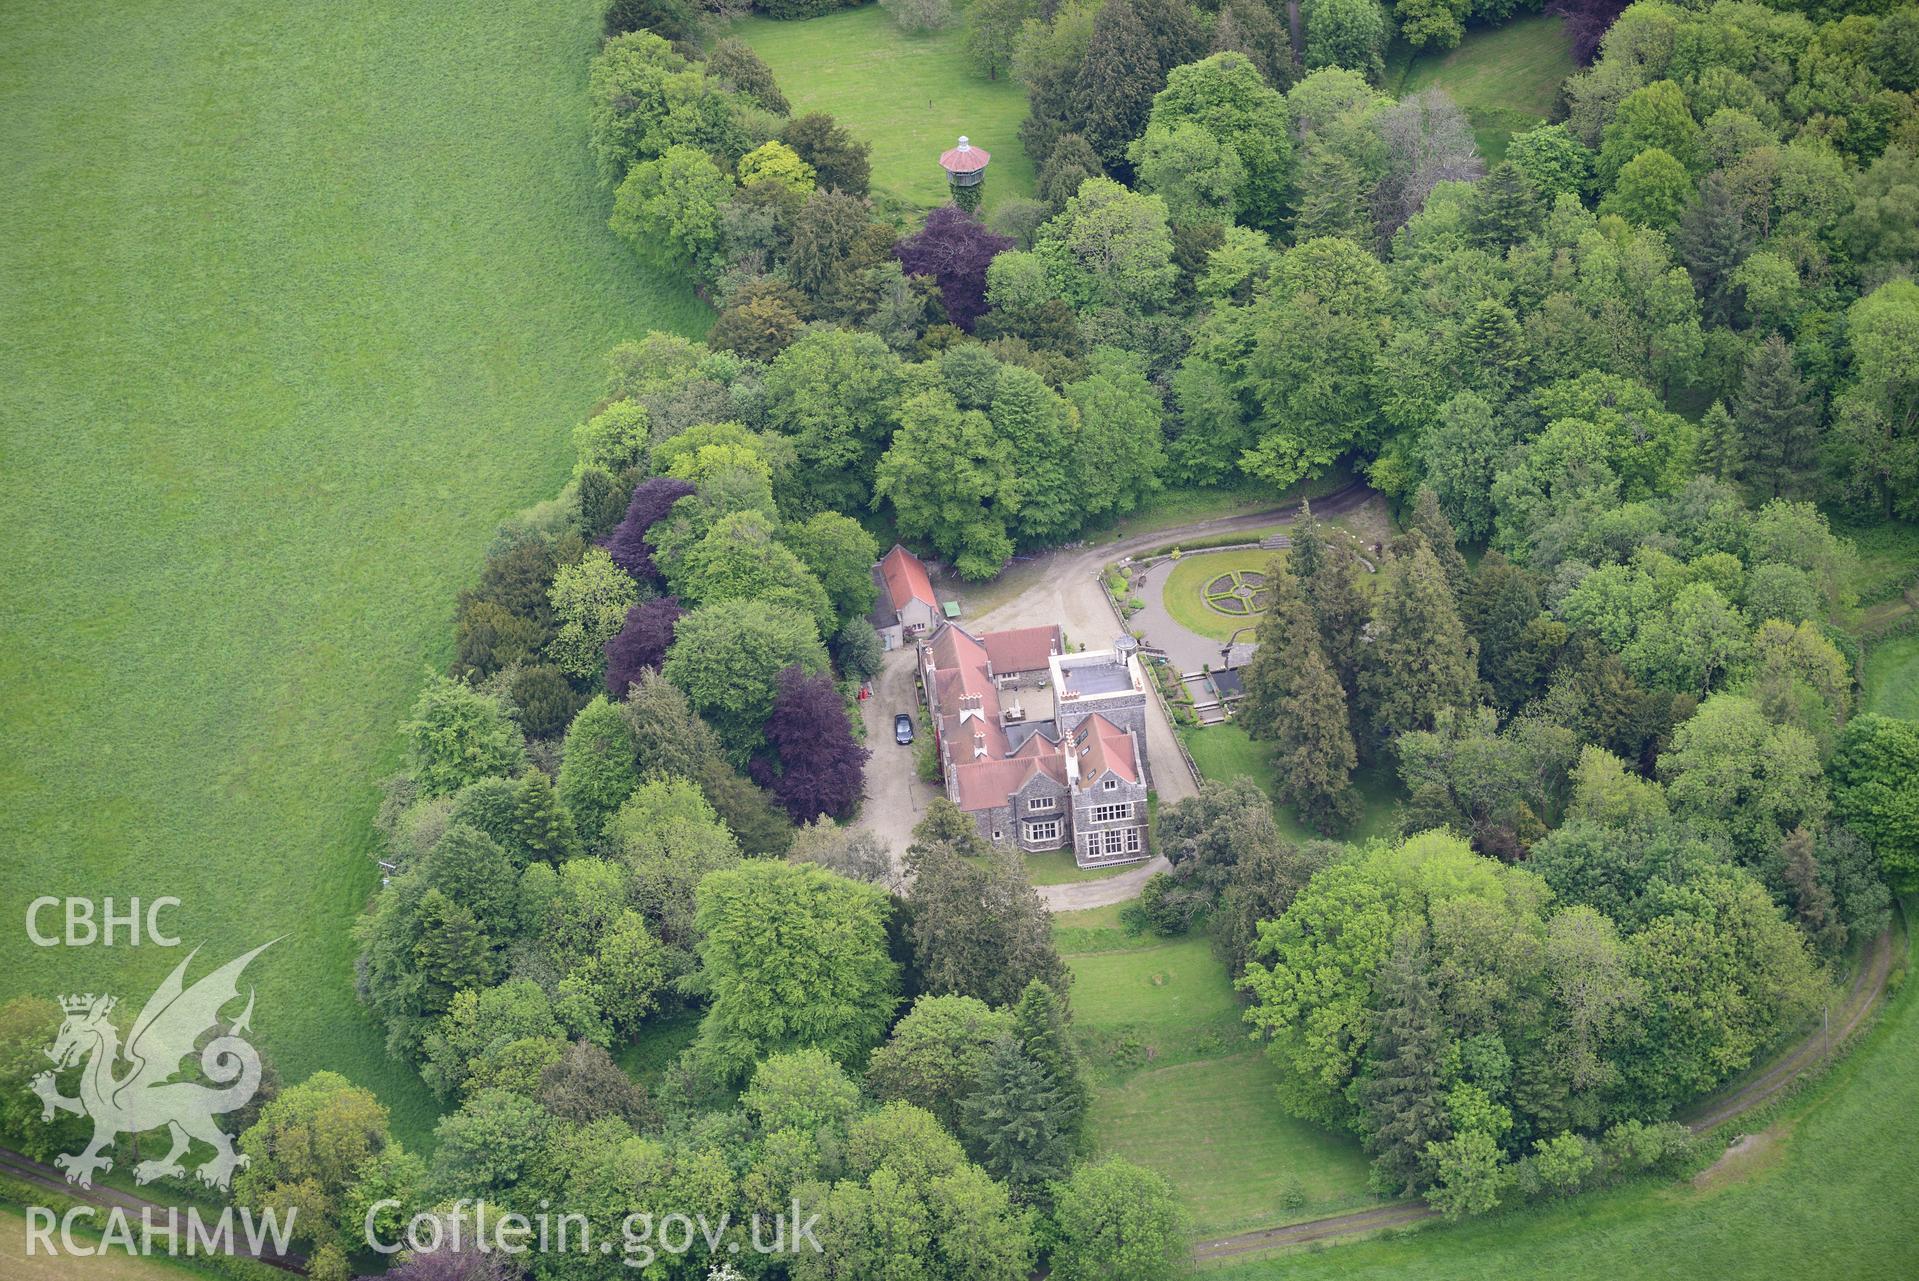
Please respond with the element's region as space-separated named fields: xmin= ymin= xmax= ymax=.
xmin=751 ymin=664 xmax=870 ymax=822
xmin=895 ymin=206 xmax=1013 ymax=332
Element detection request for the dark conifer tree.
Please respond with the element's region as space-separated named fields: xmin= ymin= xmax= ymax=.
xmin=1735 ymin=334 xmax=1822 ymax=499
xmin=1406 ymin=487 xmax=1469 ymax=597
xmin=412 ymin=888 xmax=496 ymax=1018
xmin=1132 ymin=0 xmax=1208 ymax=74
xmin=1292 ymin=145 xmax=1372 ymax=243
xmin=1674 ymin=173 xmax=1750 ymax=328
xmin=1011 ymin=979 xmax=1089 ymax=1138
xmin=512 ymin=769 xmax=576 ymax=865
xmin=1458 ymin=299 xmax=1528 ymax=398
xmin=577 ymin=466 xmax=635 ymax=539
xmin=1356 ymin=930 xmax=1451 ymax=1193
xmin=1068 ymin=0 xmax=1163 ymax=174
xmin=1212 ymin=0 xmax=1295 ymax=89
xmin=1462 ymin=553 xmax=1548 ymax=715
xmin=1238 ymin=561 xmax=1359 ymax=831
xmin=1467 ymin=162 xmax=1543 ymax=252
xmin=780 ymin=112 xmax=871 ymax=195
xmin=1359 ymin=532 xmax=1481 ymax=749
xmin=1037 ymin=133 xmax=1105 ymax=209
xmin=1780 ymin=826 xmax=1843 ymax=955
xmin=1287 ymin=502 xmax=1369 ymax=693
xmin=960 ymin=1036 xmax=1074 ymax=1195
xmin=1697 ymin=399 xmax=1745 ymax=483
xmin=696 ymin=756 xmax=794 ymax=858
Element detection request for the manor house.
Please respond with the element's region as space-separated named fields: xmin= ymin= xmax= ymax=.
xmin=920 ymin=621 xmax=1153 ymax=868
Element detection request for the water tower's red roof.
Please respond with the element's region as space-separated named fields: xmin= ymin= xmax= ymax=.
xmin=938 ymin=138 xmax=990 ymax=174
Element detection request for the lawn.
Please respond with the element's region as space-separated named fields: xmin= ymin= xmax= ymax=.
xmin=730 ymin=7 xmax=1036 ymax=212
xmin=1208 ymin=903 xmax=1919 ymax=1279
xmin=1396 ymin=15 xmax=1578 ymax=161
xmin=1095 ymin=1053 xmax=1382 ymax=1235
xmin=1022 ymin=849 xmax=1140 ymax=885
xmin=1164 ymin=550 xmax=1284 ymax=643
xmin=1864 ymin=634 xmax=1919 ymax=720
xmin=1056 ymin=914 xmax=1374 ymax=1235
xmin=0 ymin=0 xmax=707 ymax=1150
xmin=1178 ymin=723 xmax=1400 ymax=844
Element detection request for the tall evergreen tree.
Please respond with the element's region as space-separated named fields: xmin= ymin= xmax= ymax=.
xmin=1212 ymin=0 xmax=1295 ymax=89
xmin=1238 ymin=560 xmax=1359 ymax=830
xmin=1407 ymin=487 xmax=1468 ymax=596
xmin=1674 ymin=173 xmax=1750 ymax=328
xmin=1287 ymin=501 xmax=1369 ymax=692
xmin=1011 ymin=979 xmax=1089 ymax=1139
xmin=1360 ymin=532 xmax=1481 ymax=748
xmin=960 ymin=1036 xmax=1074 ymax=1195
xmin=411 ymin=888 xmax=496 ymax=1019
xmin=512 ymin=770 xmax=576 ymax=865
xmin=1458 ymin=299 xmax=1528 ymax=398
xmin=1132 ymin=0 xmax=1209 ymax=77
xmin=1467 ymin=162 xmax=1543 ymax=252
xmin=1068 ymin=0 xmax=1163 ymax=173
xmin=1356 ymin=931 xmax=1451 ymax=1194
xmin=1697 ymin=398 xmax=1745 ymax=482
xmin=1038 ymin=133 xmax=1104 ymax=210
xmin=1292 ymin=144 xmax=1372 ymax=242
xmin=1461 ymin=553 xmax=1551 ymax=715
xmin=1735 ymin=334 xmax=1822 ymax=499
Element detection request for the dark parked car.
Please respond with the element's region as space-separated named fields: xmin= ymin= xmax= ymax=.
xmin=894 ymin=713 xmax=915 ymax=745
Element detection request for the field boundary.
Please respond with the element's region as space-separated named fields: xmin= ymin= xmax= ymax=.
xmin=1193 ymin=912 xmax=1903 ymax=1263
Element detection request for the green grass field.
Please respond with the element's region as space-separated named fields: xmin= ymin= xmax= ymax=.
xmin=1 ymin=1206 xmax=211 ymax=1280
xmin=1056 ymin=914 xmax=1374 ymax=1235
xmin=0 ymin=0 xmax=707 ymax=1149
xmin=1164 ymin=550 xmax=1282 ymax=642
xmin=731 ymin=7 xmax=1036 ymax=212
xmin=1864 ymin=634 xmax=1919 ymax=720
xmin=1397 ymin=15 xmax=1577 ymax=161
xmin=1209 ymin=904 xmax=1919 ymax=1278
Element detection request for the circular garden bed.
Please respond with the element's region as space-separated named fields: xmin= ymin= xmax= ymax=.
xmin=1202 ymin=569 xmax=1271 ymax=616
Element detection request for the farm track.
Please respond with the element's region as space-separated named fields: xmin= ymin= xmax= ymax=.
xmin=0 ymin=1148 xmax=304 ymax=1272
xmin=1193 ymin=916 xmax=1900 ymax=1263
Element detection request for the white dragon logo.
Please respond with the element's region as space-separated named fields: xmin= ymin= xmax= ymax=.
xmin=30 ymin=941 xmax=273 ymax=1191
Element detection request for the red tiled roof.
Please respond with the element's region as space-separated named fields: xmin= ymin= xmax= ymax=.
xmin=938 ymin=139 xmax=991 ymax=174
xmin=928 ymin=622 xmax=1130 ymax=812
xmin=983 ymin=625 xmax=1063 ymax=676
xmin=951 ymin=757 xmax=1052 ymax=812
xmin=926 ymin=624 xmax=1009 ymax=761
xmin=879 ymin=544 xmax=937 ymax=615
xmin=1073 ymin=714 xmax=1139 ymax=785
